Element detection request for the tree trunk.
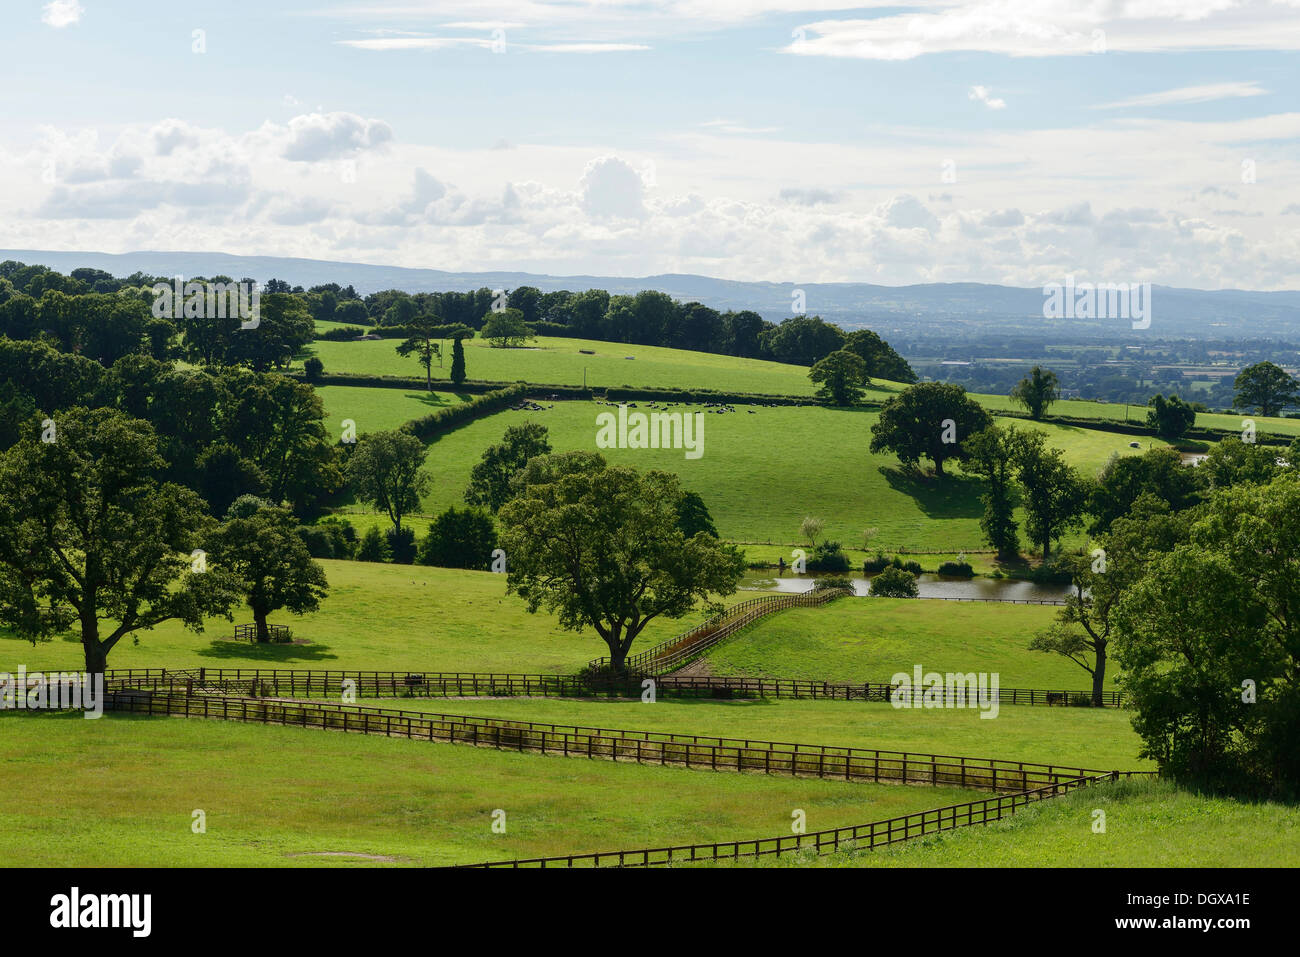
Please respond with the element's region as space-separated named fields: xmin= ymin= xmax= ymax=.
xmin=1092 ymin=640 xmax=1107 ymax=708
xmin=254 ymin=608 xmax=270 ymax=643
xmin=934 ymin=458 xmax=946 ymax=479
xmin=81 ymin=606 xmax=107 ymax=675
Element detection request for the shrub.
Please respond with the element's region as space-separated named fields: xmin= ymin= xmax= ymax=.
xmin=303 ymin=356 xmax=324 ymax=382
xmin=386 ymin=525 xmax=417 ymax=564
xmin=808 ymin=540 xmax=851 ymax=572
xmin=870 ymin=566 xmax=918 ymax=598
xmin=862 ymin=551 xmax=891 ymax=574
xmin=416 ymin=506 xmax=497 ymax=570
xmin=355 ymin=526 xmax=391 ymax=563
xmin=813 ymin=575 xmax=855 ymax=593
xmin=937 ymin=560 xmax=975 ymax=578
xmin=892 ymin=556 xmax=924 ymax=576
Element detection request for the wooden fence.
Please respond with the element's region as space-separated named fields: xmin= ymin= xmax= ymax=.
xmin=456 ymin=772 xmax=1116 ymax=868
xmin=103 ymin=692 xmax=1133 ymax=792
xmin=99 ymin=668 xmax=1124 ymax=708
xmin=588 ymin=586 xmax=853 ymax=675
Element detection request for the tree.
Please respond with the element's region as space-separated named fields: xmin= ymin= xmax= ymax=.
xmin=1113 ymin=474 xmax=1300 ymax=796
xmin=869 ymin=566 xmax=918 ymax=598
xmin=676 ymin=490 xmax=718 ymax=538
xmin=1036 ymin=496 xmax=1192 ymax=707
xmin=208 ymin=504 xmax=328 ymax=642
xmin=1200 ymin=437 xmax=1281 ymax=490
xmin=961 ymin=425 xmax=1024 ymax=557
xmin=870 ymin=382 xmax=993 ymax=478
xmin=760 ymin=316 xmax=845 ymax=365
xmin=1015 ymin=432 xmax=1089 ymax=558
xmin=464 ymin=422 xmax=552 ymax=512
xmin=1234 ymin=361 xmax=1298 ymax=416
xmin=396 ymin=315 xmax=442 ymax=391
xmin=416 ymin=506 xmax=497 ymax=569
xmin=1009 ymin=366 xmax=1060 ymax=420
xmin=808 ymin=349 xmax=870 ymax=405
xmin=481 ymin=309 xmax=535 ymax=348
xmin=843 ymin=329 xmax=916 ymax=383
xmin=0 ymin=408 xmax=238 ymax=673
xmin=355 ymin=526 xmax=391 ymax=562
xmin=450 ymin=335 xmax=466 ymax=385
xmin=1146 ymin=393 xmax=1196 ymax=439
xmin=1089 ymin=447 xmax=1200 ymax=535
xmin=345 ymin=430 xmax=431 ymax=534
xmin=497 ymin=452 xmax=746 ymax=671
xmin=800 ymin=516 xmax=824 ymax=549
xmin=303 ymin=356 xmax=325 ymax=383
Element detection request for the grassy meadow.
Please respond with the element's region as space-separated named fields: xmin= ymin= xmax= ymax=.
xmin=1 ymin=710 xmax=979 ymax=867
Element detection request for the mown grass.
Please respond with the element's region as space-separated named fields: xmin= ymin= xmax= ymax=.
xmin=0 ymin=710 xmax=979 ymax=866
xmin=344 ymin=398 xmax=1171 ymax=551
xmin=724 ymin=779 xmax=1300 ymax=867
xmin=3 ymin=560 xmax=692 ymax=675
xmin=702 ymin=599 xmax=1110 ymax=689
xmin=314 ymin=384 xmax=466 ymax=435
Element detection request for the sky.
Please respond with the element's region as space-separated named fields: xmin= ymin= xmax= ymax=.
xmin=1 ymin=0 xmax=1298 ymax=288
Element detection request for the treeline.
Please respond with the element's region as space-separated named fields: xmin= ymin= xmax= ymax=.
xmin=0 ymin=260 xmax=917 ymax=379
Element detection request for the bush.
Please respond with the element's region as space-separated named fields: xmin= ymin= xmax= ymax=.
xmin=355 ymin=526 xmax=391 ymax=563
xmin=869 ymin=566 xmax=918 ymax=598
xmin=416 ymin=506 xmax=497 ymax=570
xmin=808 ymin=540 xmax=851 ymax=572
xmin=303 ymin=356 xmax=324 ymax=382
xmin=937 ymin=560 xmax=975 ymax=578
xmin=862 ymin=551 xmax=891 ymax=574
xmin=892 ymin=556 xmax=924 ymax=576
xmin=386 ymin=525 xmax=417 ymax=564
xmin=316 ymin=325 xmax=369 ymax=341
xmin=297 ymin=518 xmax=355 ymax=559
xmin=813 ymin=575 xmax=855 ymax=593
xmin=401 ymin=384 xmax=530 ymax=441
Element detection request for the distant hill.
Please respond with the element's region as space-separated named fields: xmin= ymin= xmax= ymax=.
xmin=4 ymin=248 xmax=1300 ymax=337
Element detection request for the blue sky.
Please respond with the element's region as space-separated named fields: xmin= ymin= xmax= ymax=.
xmin=2 ymin=1 xmax=1298 ymax=288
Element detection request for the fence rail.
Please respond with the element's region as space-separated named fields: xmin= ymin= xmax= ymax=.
xmin=456 ymin=772 xmax=1116 ymax=868
xmin=103 ymin=692 xmax=1139 ymax=792
xmin=97 ymin=668 xmax=1124 ymax=707
xmin=589 ymin=586 xmax=852 ymax=675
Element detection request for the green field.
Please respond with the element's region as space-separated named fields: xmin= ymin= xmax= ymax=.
xmin=338 ymin=397 xmax=1169 ymax=550
xmin=304 ymin=335 xmax=892 ymax=398
xmin=378 ymin=697 xmax=1148 ymax=771
xmin=3 ymin=560 xmax=692 ymax=675
xmin=726 ymin=779 xmax=1300 ymax=867
xmin=0 ymin=711 xmax=979 ymax=867
xmin=701 ymin=600 xmax=1110 ymax=689
xmin=314 ymin=384 xmax=466 ymax=435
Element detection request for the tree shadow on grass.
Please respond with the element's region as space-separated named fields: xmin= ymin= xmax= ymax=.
xmin=196 ymin=640 xmax=339 ymax=663
xmin=877 ymin=466 xmax=985 ymax=521
xmin=405 ymin=391 xmax=457 ymax=409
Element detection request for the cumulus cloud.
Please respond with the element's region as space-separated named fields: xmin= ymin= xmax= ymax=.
xmin=579 ymin=155 xmax=646 ymax=220
xmin=42 ymin=1 xmax=82 ymax=29
xmin=280 ymin=112 xmax=393 ymax=163
xmin=875 ymin=194 xmax=938 ymax=232
xmin=779 ymin=187 xmax=838 ymax=206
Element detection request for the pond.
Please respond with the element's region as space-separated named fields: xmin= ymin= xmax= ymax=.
xmin=739 ymin=571 xmax=1069 ymax=603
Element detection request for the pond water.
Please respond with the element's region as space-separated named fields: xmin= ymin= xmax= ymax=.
xmin=739 ymin=572 xmax=1069 ymax=603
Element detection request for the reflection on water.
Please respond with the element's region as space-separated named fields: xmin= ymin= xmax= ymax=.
xmin=740 ymin=571 xmax=1069 ymax=602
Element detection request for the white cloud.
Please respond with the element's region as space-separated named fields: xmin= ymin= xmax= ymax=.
xmin=1092 ymin=81 xmax=1268 ymax=110
xmin=280 ymin=112 xmax=393 ymax=162
xmin=579 ymin=155 xmax=647 ymax=220
xmin=786 ymin=1 xmax=1300 ymax=60
xmin=41 ymin=1 xmax=83 ymax=29
xmin=968 ymin=85 xmax=1006 ymax=110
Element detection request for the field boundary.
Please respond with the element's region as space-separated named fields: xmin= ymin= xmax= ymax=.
xmin=102 ymin=692 xmax=1134 ymax=792
xmin=100 ymin=668 xmax=1123 ymax=707
xmin=455 ymin=772 xmax=1119 ymax=868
